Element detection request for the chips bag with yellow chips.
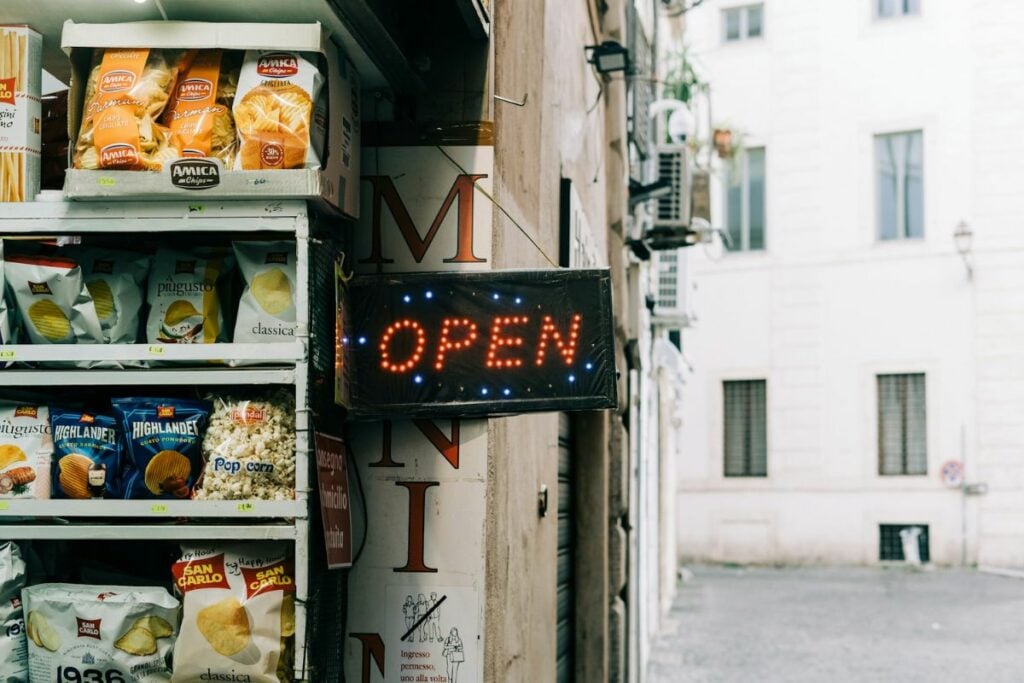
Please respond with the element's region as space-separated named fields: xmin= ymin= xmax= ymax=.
xmin=162 ymin=49 xmax=240 ymax=167
xmin=49 ymin=408 xmax=121 ymax=500
xmin=72 ymin=247 xmax=150 ymax=345
xmin=112 ymin=397 xmax=210 ymax=500
xmin=233 ymin=241 xmax=297 ymax=343
xmin=22 ymin=583 xmax=179 ymax=683
xmin=233 ymin=50 xmax=323 ymax=171
xmin=0 ymin=542 xmax=28 ymax=682
xmin=146 ymin=248 xmax=234 ymax=345
xmin=4 ymin=254 xmax=104 ymax=346
xmin=73 ymin=48 xmax=186 ymax=171
xmin=171 ymin=544 xmax=295 ymax=683
xmin=0 ymin=402 xmax=51 ymax=500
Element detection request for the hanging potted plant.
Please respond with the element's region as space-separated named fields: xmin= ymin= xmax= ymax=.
xmin=713 ymin=128 xmax=733 ymax=159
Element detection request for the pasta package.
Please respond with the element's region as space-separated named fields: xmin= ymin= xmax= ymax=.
xmin=233 ymin=241 xmax=297 ymax=342
xmin=4 ymin=254 xmax=104 ymax=345
xmin=22 ymin=584 xmax=179 ymax=683
xmin=73 ymin=48 xmax=186 ymax=171
xmin=49 ymin=408 xmax=121 ymax=500
xmin=0 ymin=25 xmax=41 ymax=203
xmin=171 ymin=544 xmax=294 ymax=683
xmin=146 ymin=248 xmax=234 ymax=344
xmin=234 ymin=50 xmax=323 ymax=170
xmin=73 ymin=247 xmax=150 ymax=344
xmin=162 ymin=49 xmax=240 ymax=166
xmin=0 ymin=402 xmax=51 ymax=500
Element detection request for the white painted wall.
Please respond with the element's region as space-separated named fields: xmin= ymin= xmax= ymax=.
xmin=676 ymin=0 xmax=1024 ymax=566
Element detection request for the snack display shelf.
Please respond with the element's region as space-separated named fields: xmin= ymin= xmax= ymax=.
xmin=0 ymin=341 xmax=305 ymax=364
xmin=0 ymin=522 xmax=300 ymax=541
xmin=0 ymin=499 xmax=306 ymax=518
xmin=0 ymin=368 xmax=297 ymax=386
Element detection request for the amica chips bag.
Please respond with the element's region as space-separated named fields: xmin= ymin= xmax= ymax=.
xmin=73 ymin=48 xmax=186 ymax=171
xmin=4 ymin=254 xmax=104 ymax=345
xmin=49 ymin=408 xmax=121 ymax=499
xmin=233 ymin=50 xmax=323 ymax=170
xmin=0 ymin=402 xmax=51 ymax=499
xmin=0 ymin=542 xmax=27 ymax=683
xmin=162 ymin=49 xmax=240 ymax=166
xmin=171 ymin=544 xmax=295 ymax=683
xmin=233 ymin=241 xmax=297 ymax=342
xmin=146 ymin=249 xmax=234 ymax=345
xmin=113 ymin=398 xmax=210 ymax=500
xmin=23 ymin=584 xmax=179 ymax=683
xmin=73 ymin=247 xmax=150 ymax=344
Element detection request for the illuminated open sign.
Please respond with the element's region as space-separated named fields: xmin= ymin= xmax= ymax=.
xmin=346 ymin=269 xmax=617 ymax=418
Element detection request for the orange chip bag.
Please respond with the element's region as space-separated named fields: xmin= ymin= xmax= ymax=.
xmin=73 ymin=48 xmax=185 ymax=171
xmin=163 ymin=49 xmax=240 ymax=166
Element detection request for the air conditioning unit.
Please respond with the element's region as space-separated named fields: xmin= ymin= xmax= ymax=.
xmin=653 ymin=143 xmax=692 ymax=231
xmin=652 ymin=249 xmax=691 ymax=327
xmin=650 ymin=143 xmax=693 ymax=325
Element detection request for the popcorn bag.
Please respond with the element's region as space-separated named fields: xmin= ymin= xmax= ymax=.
xmin=171 ymin=544 xmax=295 ymax=683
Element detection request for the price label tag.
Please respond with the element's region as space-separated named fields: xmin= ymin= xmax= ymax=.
xmin=188 ymin=204 xmax=205 ymax=214
xmin=98 ymin=177 xmax=116 ymax=187
xmin=148 ymin=345 xmax=165 ymax=356
xmin=0 ymin=501 xmax=9 ymax=511
xmin=236 ymin=502 xmax=256 ymax=513
xmin=0 ymin=350 xmax=14 ymax=361
xmin=150 ymin=503 xmax=168 ymax=514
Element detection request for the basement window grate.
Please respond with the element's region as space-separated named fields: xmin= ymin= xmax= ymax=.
xmin=879 ymin=524 xmax=930 ymax=562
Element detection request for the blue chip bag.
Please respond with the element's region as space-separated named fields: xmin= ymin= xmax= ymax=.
xmin=112 ymin=398 xmax=211 ymax=499
xmin=49 ymin=408 xmax=121 ymax=499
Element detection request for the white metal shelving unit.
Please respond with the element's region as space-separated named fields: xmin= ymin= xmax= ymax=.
xmin=0 ymin=199 xmax=316 ymax=681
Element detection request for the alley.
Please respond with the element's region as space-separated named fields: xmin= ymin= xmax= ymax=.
xmin=647 ymin=566 xmax=1024 ymax=683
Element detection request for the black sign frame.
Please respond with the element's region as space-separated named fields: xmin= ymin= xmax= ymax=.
xmin=345 ymin=268 xmax=617 ymax=419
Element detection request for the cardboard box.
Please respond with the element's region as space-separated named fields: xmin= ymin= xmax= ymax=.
xmin=0 ymin=25 xmax=41 ymax=202
xmin=61 ymin=21 xmax=359 ymax=218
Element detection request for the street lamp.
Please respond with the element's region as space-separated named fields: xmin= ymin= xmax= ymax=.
xmin=585 ymin=41 xmax=630 ymax=74
xmin=953 ymin=220 xmax=974 ymax=281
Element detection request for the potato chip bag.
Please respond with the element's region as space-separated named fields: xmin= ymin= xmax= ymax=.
xmin=49 ymin=408 xmax=121 ymax=499
xmin=162 ymin=49 xmax=240 ymax=167
xmin=112 ymin=398 xmax=210 ymax=499
xmin=22 ymin=583 xmax=179 ymax=683
xmin=233 ymin=241 xmax=297 ymax=343
xmin=0 ymin=542 xmax=27 ymax=683
xmin=4 ymin=254 xmax=104 ymax=345
xmin=73 ymin=48 xmax=186 ymax=171
xmin=0 ymin=242 xmax=11 ymax=345
xmin=0 ymin=402 xmax=51 ymax=500
xmin=71 ymin=247 xmax=150 ymax=344
xmin=146 ymin=248 xmax=234 ymax=344
xmin=172 ymin=544 xmax=294 ymax=683
xmin=233 ymin=50 xmax=323 ymax=170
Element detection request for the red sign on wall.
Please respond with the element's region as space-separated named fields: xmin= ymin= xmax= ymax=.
xmin=315 ymin=431 xmax=353 ymax=569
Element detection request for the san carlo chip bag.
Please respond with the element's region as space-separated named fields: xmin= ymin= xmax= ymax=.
xmin=22 ymin=583 xmax=179 ymax=683
xmin=73 ymin=247 xmax=150 ymax=344
xmin=233 ymin=50 xmax=323 ymax=170
xmin=49 ymin=408 xmax=121 ymax=499
xmin=172 ymin=544 xmax=295 ymax=683
xmin=147 ymin=248 xmax=234 ymax=345
xmin=162 ymin=49 xmax=240 ymax=166
xmin=233 ymin=241 xmax=297 ymax=343
xmin=0 ymin=402 xmax=51 ymax=499
xmin=113 ymin=398 xmax=210 ymax=500
xmin=4 ymin=254 xmax=104 ymax=345
xmin=73 ymin=48 xmax=187 ymax=171
xmin=0 ymin=542 xmax=27 ymax=683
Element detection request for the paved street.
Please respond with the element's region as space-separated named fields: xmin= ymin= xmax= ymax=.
xmin=647 ymin=566 xmax=1024 ymax=683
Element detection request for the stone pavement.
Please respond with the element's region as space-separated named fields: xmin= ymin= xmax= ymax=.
xmin=647 ymin=565 xmax=1024 ymax=683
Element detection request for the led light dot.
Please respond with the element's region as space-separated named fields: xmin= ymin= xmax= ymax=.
xmin=414 ymin=375 xmax=424 ymax=384
xmin=403 ymin=295 xmax=411 ymax=303
xmin=358 ymin=336 xmax=367 ymax=345
xmin=481 ymin=388 xmax=489 ymax=396
xmin=568 ymin=374 xmax=576 ymax=383
xmin=515 ymin=297 xmax=523 ymax=305
xmin=425 ymin=291 xmax=434 ymax=299
xmin=585 ymin=362 xmax=594 ymax=371
xmin=503 ymin=388 xmax=511 ymax=396
xmin=492 ymin=293 xmax=500 ymax=300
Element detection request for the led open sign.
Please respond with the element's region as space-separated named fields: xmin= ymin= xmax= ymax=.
xmin=346 ymin=269 xmax=617 ymax=418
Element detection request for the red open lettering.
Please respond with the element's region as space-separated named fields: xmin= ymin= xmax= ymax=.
xmin=435 ymin=318 xmax=478 ymax=371
xmin=379 ymin=320 xmax=426 ymax=373
xmin=536 ymin=313 xmax=582 ymax=366
xmin=486 ymin=316 xmax=529 ymax=369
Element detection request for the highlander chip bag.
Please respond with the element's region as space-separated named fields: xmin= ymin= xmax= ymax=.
xmin=49 ymin=408 xmax=121 ymax=499
xmin=146 ymin=249 xmax=234 ymax=344
xmin=4 ymin=254 xmax=104 ymax=345
xmin=0 ymin=402 xmax=51 ymax=499
xmin=74 ymin=247 xmax=150 ymax=344
xmin=162 ymin=49 xmax=240 ymax=166
xmin=22 ymin=583 xmax=179 ymax=683
xmin=171 ymin=544 xmax=295 ymax=683
xmin=73 ymin=48 xmax=185 ymax=171
xmin=113 ymin=398 xmax=210 ymax=500
xmin=0 ymin=542 xmax=27 ymax=683
xmin=233 ymin=241 xmax=297 ymax=342
xmin=234 ymin=50 xmax=324 ymax=170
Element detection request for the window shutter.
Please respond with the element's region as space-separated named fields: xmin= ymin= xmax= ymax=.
xmin=724 ymin=380 xmax=767 ymax=476
xmin=878 ymin=373 xmax=927 ymax=475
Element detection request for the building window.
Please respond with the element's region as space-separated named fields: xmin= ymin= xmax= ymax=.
xmin=726 ymin=147 xmax=765 ymax=252
xmin=723 ymin=4 xmax=764 ymax=42
xmin=877 ymin=0 xmax=920 ymax=18
xmin=724 ymin=380 xmax=767 ymax=477
xmin=879 ymin=524 xmax=930 ymax=562
xmin=876 ymin=131 xmax=923 ymax=240
xmin=877 ymin=373 xmax=927 ymax=475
